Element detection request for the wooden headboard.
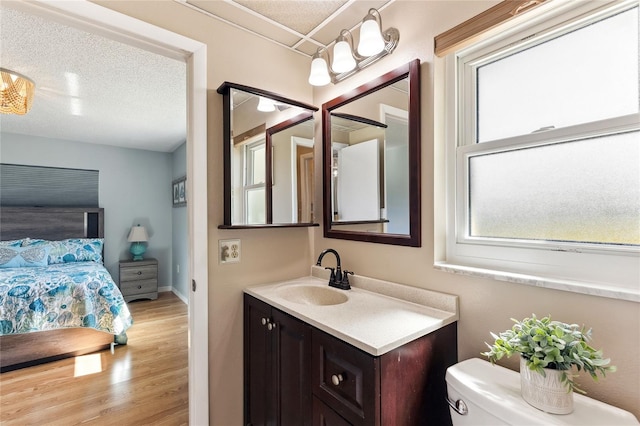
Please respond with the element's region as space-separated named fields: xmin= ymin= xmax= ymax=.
xmin=0 ymin=207 xmax=104 ymax=241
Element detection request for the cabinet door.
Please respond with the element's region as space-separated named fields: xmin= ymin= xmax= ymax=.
xmin=273 ymin=309 xmax=312 ymax=426
xmin=313 ymin=397 xmax=353 ymax=426
xmin=245 ymin=295 xmax=276 ymax=426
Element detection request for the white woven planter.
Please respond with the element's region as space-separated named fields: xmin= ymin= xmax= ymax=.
xmin=520 ymin=357 xmax=574 ymax=414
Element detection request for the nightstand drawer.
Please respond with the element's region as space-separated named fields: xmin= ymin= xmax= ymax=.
xmin=120 ymin=264 xmax=157 ymax=282
xmin=121 ymin=279 xmax=157 ymax=295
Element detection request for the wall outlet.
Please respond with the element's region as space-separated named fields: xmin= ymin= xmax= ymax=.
xmin=219 ymin=239 xmax=241 ymax=264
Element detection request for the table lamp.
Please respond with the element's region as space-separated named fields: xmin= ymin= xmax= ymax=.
xmin=127 ymin=224 xmax=148 ymax=261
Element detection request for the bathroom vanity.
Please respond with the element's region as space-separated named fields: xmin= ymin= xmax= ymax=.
xmin=244 ymin=268 xmax=459 ymax=425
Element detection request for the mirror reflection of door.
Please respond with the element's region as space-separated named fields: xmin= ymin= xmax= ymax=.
xmin=322 ymin=60 xmax=421 ymax=246
xmin=328 ymin=78 xmax=409 ymax=234
xmin=382 ymin=106 xmax=409 ymax=234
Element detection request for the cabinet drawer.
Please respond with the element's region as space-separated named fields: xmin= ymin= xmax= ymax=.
xmin=312 ymin=330 xmax=377 ymax=425
xmin=121 ymin=278 xmax=157 ymax=295
xmin=120 ymin=264 xmax=157 ymax=282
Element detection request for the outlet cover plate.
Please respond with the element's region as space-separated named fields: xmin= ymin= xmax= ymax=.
xmin=219 ymin=239 xmax=241 ymax=264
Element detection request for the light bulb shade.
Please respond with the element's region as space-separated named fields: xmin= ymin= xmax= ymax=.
xmin=332 ymin=40 xmax=356 ymax=73
xmin=308 ymin=56 xmax=331 ymax=86
xmin=127 ymin=225 xmax=149 ymax=242
xmin=257 ymin=96 xmax=275 ymax=112
xmin=0 ymin=68 xmax=35 ymax=115
xmin=358 ymin=18 xmax=385 ymax=57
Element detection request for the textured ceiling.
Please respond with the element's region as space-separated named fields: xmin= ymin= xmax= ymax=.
xmin=0 ymin=4 xmax=187 ymax=153
xmin=0 ymin=0 xmax=394 ymax=153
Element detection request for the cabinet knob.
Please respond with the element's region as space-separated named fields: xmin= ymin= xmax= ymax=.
xmin=137 ymin=285 xmax=142 ymax=289
xmin=137 ymin=271 xmax=142 ymax=275
xmin=267 ymin=322 xmax=277 ymax=331
xmin=261 ymin=317 xmax=269 ymax=326
xmin=331 ymin=374 xmax=344 ymax=386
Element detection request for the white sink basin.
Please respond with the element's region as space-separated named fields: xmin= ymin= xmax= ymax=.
xmin=277 ymin=285 xmax=348 ymax=306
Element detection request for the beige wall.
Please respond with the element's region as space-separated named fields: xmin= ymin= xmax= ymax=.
xmin=97 ymin=1 xmax=639 ymax=424
xmin=313 ymin=0 xmax=640 ymax=421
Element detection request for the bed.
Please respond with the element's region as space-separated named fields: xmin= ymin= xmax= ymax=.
xmin=0 ymin=207 xmax=132 ymax=372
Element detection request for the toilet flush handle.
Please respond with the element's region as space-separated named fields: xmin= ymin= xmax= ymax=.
xmin=446 ymin=396 xmax=468 ymax=416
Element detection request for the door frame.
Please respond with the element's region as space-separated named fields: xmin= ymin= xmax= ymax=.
xmin=18 ymin=1 xmax=209 ymax=424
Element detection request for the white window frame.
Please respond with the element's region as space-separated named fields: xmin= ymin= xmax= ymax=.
xmin=243 ymin=138 xmax=266 ymax=223
xmin=439 ymin=0 xmax=640 ymax=302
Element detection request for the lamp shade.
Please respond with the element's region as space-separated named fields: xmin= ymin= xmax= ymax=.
xmin=0 ymin=68 xmax=35 ymax=115
xmin=308 ymin=56 xmax=331 ymax=86
xmin=332 ymin=39 xmax=356 ymax=73
xmin=358 ymin=18 xmax=385 ymax=56
xmin=127 ymin=225 xmax=148 ymax=242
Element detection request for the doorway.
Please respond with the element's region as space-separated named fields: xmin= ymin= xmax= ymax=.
xmin=12 ymin=2 xmax=210 ymax=424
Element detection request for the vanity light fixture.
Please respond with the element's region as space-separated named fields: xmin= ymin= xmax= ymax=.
xmin=257 ymin=96 xmax=276 ymax=112
xmin=0 ymin=68 xmax=35 ymax=115
xmin=308 ymin=8 xmax=399 ymax=86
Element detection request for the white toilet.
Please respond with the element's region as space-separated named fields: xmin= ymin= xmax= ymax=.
xmin=445 ymin=358 xmax=639 ymax=425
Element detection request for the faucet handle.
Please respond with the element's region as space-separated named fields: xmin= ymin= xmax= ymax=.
xmin=343 ymin=270 xmax=354 ymax=285
xmin=324 ymin=267 xmax=336 ymax=284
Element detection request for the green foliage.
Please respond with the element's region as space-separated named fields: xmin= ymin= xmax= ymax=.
xmin=481 ymin=314 xmax=616 ymax=393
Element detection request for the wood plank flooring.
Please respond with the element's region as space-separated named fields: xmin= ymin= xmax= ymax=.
xmin=0 ymin=291 xmax=188 ymax=425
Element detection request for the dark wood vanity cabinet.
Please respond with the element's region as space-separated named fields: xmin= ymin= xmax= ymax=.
xmin=245 ymin=294 xmax=458 ymax=426
xmin=244 ymin=294 xmax=312 ymax=426
xmin=312 ymin=324 xmax=457 ymax=426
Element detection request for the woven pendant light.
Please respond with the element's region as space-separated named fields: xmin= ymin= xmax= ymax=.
xmin=1 ymin=68 xmax=35 ymax=115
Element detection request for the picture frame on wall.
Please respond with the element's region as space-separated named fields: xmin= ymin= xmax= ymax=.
xmin=172 ymin=176 xmax=186 ymax=207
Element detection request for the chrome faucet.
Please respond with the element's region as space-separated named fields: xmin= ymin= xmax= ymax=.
xmin=316 ymin=248 xmax=353 ymax=290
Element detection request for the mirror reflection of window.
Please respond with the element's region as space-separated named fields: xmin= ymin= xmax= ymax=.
xmin=218 ymin=82 xmax=319 ymax=228
xmin=243 ymin=140 xmax=266 ymax=224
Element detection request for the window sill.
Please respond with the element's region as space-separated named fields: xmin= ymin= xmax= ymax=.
xmin=434 ymin=262 xmax=639 ymax=303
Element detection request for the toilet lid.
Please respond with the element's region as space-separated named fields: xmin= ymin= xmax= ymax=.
xmin=445 ymin=358 xmax=639 ymax=425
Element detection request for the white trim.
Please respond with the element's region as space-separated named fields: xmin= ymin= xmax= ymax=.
xmin=441 ymin=0 xmax=640 ymax=301
xmin=434 ymin=262 xmax=640 ymax=303
xmin=24 ymin=1 xmax=210 ymax=423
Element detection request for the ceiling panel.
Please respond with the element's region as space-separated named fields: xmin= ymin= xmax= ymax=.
xmin=1 ymin=0 xmax=396 ymax=152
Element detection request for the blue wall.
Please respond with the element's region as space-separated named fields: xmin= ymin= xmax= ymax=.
xmin=171 ymin=142 xmax=189 ymax=302
xmin=0 ymin=132 xmax=184 ymax=292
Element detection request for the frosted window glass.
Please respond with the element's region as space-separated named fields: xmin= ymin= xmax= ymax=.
xmin=246 ymin=187 xmax=265 ymax=224
xmin=477 ymin=7 xmax=638 ymax=143
xmin=469 ymin=131 xmax=640 ymax=245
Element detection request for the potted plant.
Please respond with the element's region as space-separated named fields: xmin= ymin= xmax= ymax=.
xmin=482 ymin=314 xmax=616 ymax=414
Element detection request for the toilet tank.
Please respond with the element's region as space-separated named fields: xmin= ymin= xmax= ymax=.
xmin=446 ymin=358 xmax=639 ymax=426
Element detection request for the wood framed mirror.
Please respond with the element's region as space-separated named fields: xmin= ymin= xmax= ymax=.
xmin=322 ymin=59 xmax=421 ymax=246
xmin=218 ymin=82 xmax=319 ymax=228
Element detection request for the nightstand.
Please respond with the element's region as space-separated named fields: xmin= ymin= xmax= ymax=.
xmin=119 ymin=258 xmax=158 ymax=302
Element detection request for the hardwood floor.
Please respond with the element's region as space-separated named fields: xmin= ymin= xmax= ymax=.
xmin=0 ymin=291 xmax=188 ymax=425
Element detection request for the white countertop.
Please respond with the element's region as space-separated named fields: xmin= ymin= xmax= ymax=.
xmin=244 ymin=266 xmax=459 ymax=356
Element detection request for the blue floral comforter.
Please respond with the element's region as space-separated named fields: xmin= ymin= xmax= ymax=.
xmin=0 ymin=262 xmax=132 ymax=337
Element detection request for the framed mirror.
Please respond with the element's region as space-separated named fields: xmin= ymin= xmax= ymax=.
xmin=322 ymin=60 xmax=421 ymax=246
xmin=218 ymin=82 xmax=319 ymax=228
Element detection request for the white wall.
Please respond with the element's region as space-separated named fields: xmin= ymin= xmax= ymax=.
xmin=171 ymin=141 xmax=189 ymax=301
xmin=0 ymin=132 xmax=173 ymax=287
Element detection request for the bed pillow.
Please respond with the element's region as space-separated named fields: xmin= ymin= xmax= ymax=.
xmin=0 ymin=245 xmax=50 ymax=268
xmin=47 ymin=238 xmax=104 ymax=264
xmin=0 ymin=239 xmax=23 ymax=248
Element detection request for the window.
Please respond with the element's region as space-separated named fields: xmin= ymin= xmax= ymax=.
xmin=244 ymin=140 xmax=266 ymax=224
xmin=441 ymin=0 xmax=639 ymax=300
